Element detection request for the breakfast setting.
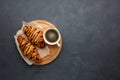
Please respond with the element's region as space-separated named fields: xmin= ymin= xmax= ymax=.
xmin=1 ymin=0 xmax=120 ymax=80
xmin=14 ymin=20 xmax=62 ymax=65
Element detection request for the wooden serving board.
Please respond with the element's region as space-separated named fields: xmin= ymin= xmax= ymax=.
xmin=31 ymin=20 xmax=62 ymax=65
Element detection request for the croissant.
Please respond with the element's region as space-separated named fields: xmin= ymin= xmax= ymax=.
xmin=23 ymin=26 xmax=45 ymax=48
xmin=17 ymin=35 xmax=42 ymax=63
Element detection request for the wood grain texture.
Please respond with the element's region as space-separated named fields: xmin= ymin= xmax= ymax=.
xmin=30 ymin=20 xmax=62 ymax=65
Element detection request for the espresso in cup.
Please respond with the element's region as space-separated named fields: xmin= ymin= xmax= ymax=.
xmin=45 ymin=29 xmax=59 ymax=42
xmin=43 ymin=28 xmax=61 ymax=47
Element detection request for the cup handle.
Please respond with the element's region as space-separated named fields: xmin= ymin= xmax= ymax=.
xmin=57 ymin=42 xmax=61 ymax=47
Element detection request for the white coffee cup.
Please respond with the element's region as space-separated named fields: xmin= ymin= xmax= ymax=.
xmin=43 ymin=28 xmax=61 ymax=47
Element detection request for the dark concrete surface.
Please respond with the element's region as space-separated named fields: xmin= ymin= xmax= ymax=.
xmin=0 ymin=0 xmax=120 ymax=80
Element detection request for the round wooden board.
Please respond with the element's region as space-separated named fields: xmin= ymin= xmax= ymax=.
xmin=30 ymin=20 xmax=62 ymax=65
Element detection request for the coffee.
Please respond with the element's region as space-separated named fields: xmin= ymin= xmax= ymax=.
xmin=45 ymin=29 xmax=59 ymax=43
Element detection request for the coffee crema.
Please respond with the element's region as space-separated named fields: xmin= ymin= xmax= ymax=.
xmin=45 ymin=29 xmax=59 ymax=43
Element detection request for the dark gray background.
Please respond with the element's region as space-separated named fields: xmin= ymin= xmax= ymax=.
xmin=0 ymin=0 xmax=120 ymax=80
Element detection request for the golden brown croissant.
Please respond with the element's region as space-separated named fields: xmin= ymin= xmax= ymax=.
xmin=23 ymin=26 xmax=45 ymax=48
xmin=17 ymin=35 xmax=42 ymax=63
